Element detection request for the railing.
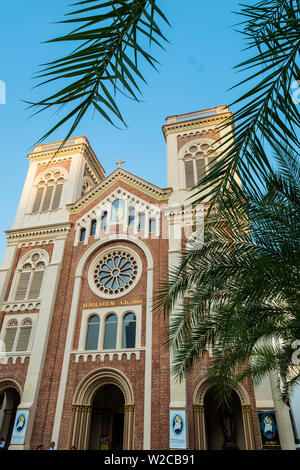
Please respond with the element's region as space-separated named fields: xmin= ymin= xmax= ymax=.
xmin=176 ymin=110 xmax=217 ymax=122
xmin=40 ymin=141 xmax=76 ymax=151
xmin=165 ymin=105 xmax=229 ymax=124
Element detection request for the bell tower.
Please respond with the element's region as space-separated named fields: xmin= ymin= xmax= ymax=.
xmin=162 ymin=105 xmax=235 ymax=449
xmin=13 ymin=136 xmax=105 ymax=230
xmin=162 ymin=105 xmax=234 ymax=206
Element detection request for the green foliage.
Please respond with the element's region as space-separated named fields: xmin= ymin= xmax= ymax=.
xmin=195 ymin=0 xmax=300 ymax=206
xmin=28 ymin=0 xmax=169 ymax=143
xmin=155 ymin=147 xmax=300 ymax=408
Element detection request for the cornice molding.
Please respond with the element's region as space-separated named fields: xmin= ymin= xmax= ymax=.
xmin=162 ymin=111 xmax=232 ymax=138
xmin=68 ymin=168 xmax=172 ymax=214
xmin=28 ymin=141 xmax=105 ymax=184
xmin=164 ymin=204 xmax=204 ymax=220
xmin=5 ymin=222 xmax=73 ymax=244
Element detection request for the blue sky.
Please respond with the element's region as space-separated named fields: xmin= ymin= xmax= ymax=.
xmin=0 ymin=0 xmax=246 ymax=262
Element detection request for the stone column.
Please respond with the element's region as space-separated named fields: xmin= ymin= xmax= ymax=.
xmin=51 ymin=275 xmax=82 ymax=445
xmin=193 ymin=405 xmax=206 ymax=450
xmin=9 ymin=237 xmax=67 ymax=450
xmin=124 ymin=405 xmax=135 ymax=450
xmin=241 ymin=405 xmax=255 ymax=450
xmin=269 ymin=372 xmax=296 ymax=450
xmin=0 ymin=245 xmax=17 ymax=306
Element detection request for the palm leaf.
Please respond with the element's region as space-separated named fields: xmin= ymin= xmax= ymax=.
xmin=28 ymin=0 xmax=169 ymax=144
xmin=193 ymin=0 xmax=300 ymax=208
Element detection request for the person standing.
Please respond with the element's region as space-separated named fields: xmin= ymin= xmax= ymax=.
xmin=48 ymin=441 xmax=55 ymax=450
xmin=0 ymin=437 xmax=5 ymax=449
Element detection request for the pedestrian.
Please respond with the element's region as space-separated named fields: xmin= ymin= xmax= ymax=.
xmin=0 ymin=437 xmax=5 ymax=449
xmin=71 ymin=445 xmax=77 ymax=450
xmin=48 ymin=441 xmax=55 ymax=450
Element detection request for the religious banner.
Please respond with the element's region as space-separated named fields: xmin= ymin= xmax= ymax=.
xmin=169 ymin=410 xmax=186 ymax=449
xmin=258 ymin=410 xmax=281 ymax=450
xmin=10 ymin=410 xmax=29 ymax=445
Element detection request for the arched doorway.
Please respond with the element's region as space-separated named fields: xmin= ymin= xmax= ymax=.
xmin=0 ymin=382 xmax=21 ymax=449
xmin=88 ymin=384 xmax=125 ymax=450
xmin=68 ymin=368 xmax=135 ymax=450
xmin=204 ymin=390 xmax=246 ymax=450
xmin=193 ymin=379 xmax=256 ymax=450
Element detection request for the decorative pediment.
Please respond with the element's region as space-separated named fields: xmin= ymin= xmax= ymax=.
xmin=73 ymin=185 xmax=162 ymax=245
xmin=67 ymin=168 xmax=171 ymax=215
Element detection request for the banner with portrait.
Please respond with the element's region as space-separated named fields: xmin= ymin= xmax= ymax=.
xmin=10 ymin=410 xmax=29 ymax=445
xmin=258 ymin=410 xmax=281 ymax=450
xmin=169 ymin=410 xmax=186 ymax=449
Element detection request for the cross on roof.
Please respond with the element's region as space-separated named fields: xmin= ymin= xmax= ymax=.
xmin=116 ymin=159 xmax=125 ymax=169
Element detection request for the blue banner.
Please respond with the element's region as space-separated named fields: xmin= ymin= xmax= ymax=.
xmin=10 ymin=410 xmax=29 ymax=445
xmin=169 ymin=410 xmax=186 ymax=449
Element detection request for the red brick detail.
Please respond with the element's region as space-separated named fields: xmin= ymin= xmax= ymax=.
xmin=177 ymin=130 xmax=220 ymax=152
xmin=30 ymin=184 xmax=170 ymax=450
xmin=34 ymin=160 xmax=71 ymax=180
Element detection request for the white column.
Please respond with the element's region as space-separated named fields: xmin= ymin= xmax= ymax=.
xmin=51 ymin=275 xmax=82 ymax=446
xmin=269 ymin=371 xmax=296 ymax=450
xmin=254 ymin=375 xmax=275 ymax=410
xmin=143 ymin=266 xmax=153 ymax=449
xmin=168 ymin=212 xmax=187 ymax=447
xmin=0 ymin=245 xmax=17 ymax=306
xmin=62 ymin=152 xmax=85 ymax=206
xmin=13 ymin=161 xmax=38 ymax=229
xmin=166 ymin=133 xmax=179 ymax=196
xmin=9 ymin=237 xmax=67 ymax=450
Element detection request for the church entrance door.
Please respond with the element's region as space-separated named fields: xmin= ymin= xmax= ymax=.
xmin=0 ymin=388 xmax=20 ymax=449
xmin=88 ymin=384 xmax=125 ymax=450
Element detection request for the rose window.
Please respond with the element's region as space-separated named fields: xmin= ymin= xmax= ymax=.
xmin=93 ymin=250 xmax=139 ymax=296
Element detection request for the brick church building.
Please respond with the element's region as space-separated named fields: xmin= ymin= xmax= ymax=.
xmin=0 ymin=106 xmax=297 ymax=450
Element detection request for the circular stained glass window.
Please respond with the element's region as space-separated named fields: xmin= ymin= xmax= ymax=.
xmin=92 ymin=250 xmax=139 ymax=297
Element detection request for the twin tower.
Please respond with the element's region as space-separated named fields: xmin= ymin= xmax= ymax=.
xmin=0 ymin=106 xmax=297 ymax=450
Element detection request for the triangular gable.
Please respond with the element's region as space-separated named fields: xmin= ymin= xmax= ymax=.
xmin=67 ymin=168 xmax=171 ymax=215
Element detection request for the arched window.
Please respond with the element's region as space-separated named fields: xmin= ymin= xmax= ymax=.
xmin=183 ymin=142 xmax=217 ymax=189
xmin=80 ymin=228 xmax=86 ymax=242
xmin=101 ymin=211 xmax=108 ymax=231
xmin=138 ymin=212 xmax=145 ymax=230
xmin=149 ymin=218 xmax=156 ymax=233
xmin=185 ymin=158 xmax=194 ymax=189
xmin=90 ymin=220 xmax=97 ymax=237
xmin=81 ymin=178 xmax=92 ymax=197
xmin=85 ymin=315 xmax=100 ymax=350
xmin=32 ymin=170 xmax=65 ymax=213
xmin=14 ymin=253 xmax=46 ymax=301
xmin=111 ymin=199 xmax=125 ymax=223
xmin=3 ymin=319 xmax=18 ymax=352
xmin=128 ymin=207 xmax=135 ymax=227
xmin=16 ymin=318 xmax=33 ymax=352
xmin=103 ymin=314 xmax=118 ymax=349
xmin=2 ymin=318 xmax=33 ymax=353
xmin=122 ymin=313 xmax=136 ymax=349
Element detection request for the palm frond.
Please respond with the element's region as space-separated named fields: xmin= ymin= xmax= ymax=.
xmin=193 ymin=0 xmax=300 ymax=208
xmin=28 ymin=0 xmax=169 ymax=144
xmin=155 ymin=147 xmax=300 ymax=404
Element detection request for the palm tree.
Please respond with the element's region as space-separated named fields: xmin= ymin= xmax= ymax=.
xmin=29 ymin=1 xmax=300 ymax=203
xmin=155 ymin=147 xmax=300 ymax=407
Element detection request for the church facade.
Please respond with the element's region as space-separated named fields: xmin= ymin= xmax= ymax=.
xmin=0 ymin=106 xmax=297 ymax=450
